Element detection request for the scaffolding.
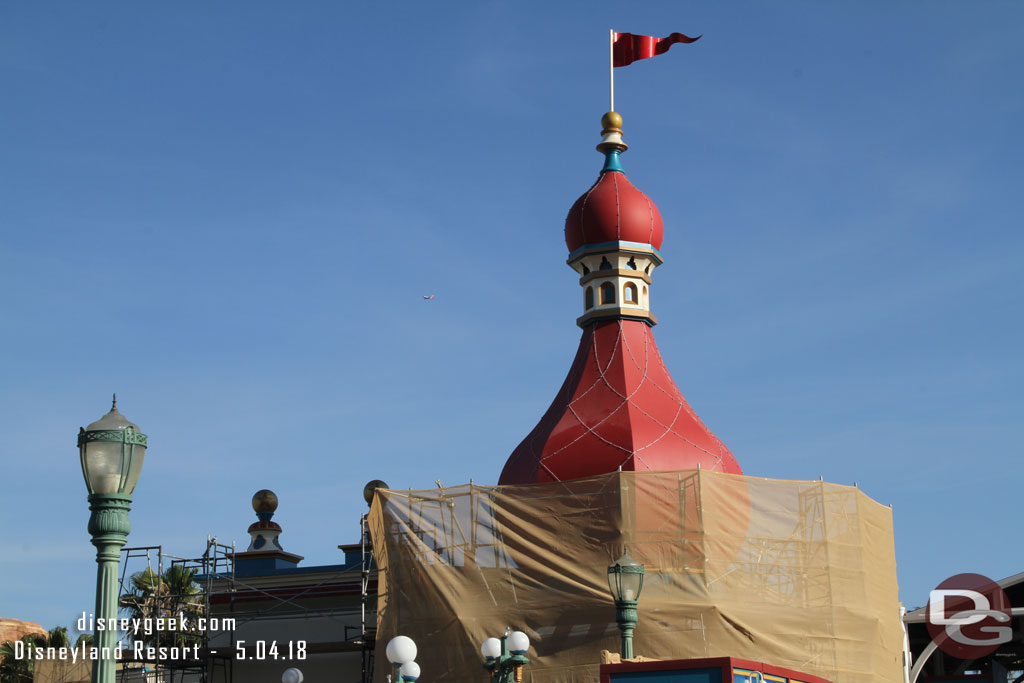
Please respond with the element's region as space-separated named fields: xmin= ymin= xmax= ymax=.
xmin=356 ymin=513 xmax=376 ymax=683
xmin=116 ymin=540 xmax=234 ymax=683
xmin=388 ymin=483 xmax=515 ymax=570
xmin=114 ymin=507 xmax=377 ymax=683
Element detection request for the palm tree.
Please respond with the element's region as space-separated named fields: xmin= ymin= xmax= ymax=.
xmin=0 ymin=636 xmax=34 ymax=683
xmin=0 ymin=626 xmax=74 ymax=683
xmin=119 ymin=565 xmax=205 ymax=649
xmin=37 ymin=626 xmax=70 ymax=649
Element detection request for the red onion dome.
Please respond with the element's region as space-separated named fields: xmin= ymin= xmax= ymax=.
xmin=565 ymin=170 xmax=664 ymax=253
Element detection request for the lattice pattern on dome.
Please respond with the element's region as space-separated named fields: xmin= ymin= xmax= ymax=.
xmin=499 ymin=319 xmax=742 ymax=485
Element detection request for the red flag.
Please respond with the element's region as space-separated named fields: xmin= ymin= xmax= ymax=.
xmin=613 ymin=32 xmax=701 ymax=67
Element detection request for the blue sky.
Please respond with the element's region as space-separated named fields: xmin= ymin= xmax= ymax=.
xmin=2 ymin=1 xmax=1022 ymax=631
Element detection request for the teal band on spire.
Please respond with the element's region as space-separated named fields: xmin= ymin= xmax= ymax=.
xmin=601 ymin=149 xmax=623 ymax=174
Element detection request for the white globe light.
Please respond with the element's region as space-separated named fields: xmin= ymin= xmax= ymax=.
xmin=507 ymin=631 xmax=530 ymax=654
xmin=282 ymin=668 xmax=304 ymax=683
xmin=400 ymin=661 xmax=421 ymax=681
xmin=481 ymin=637 xmax=501 ymax=659
xmin=387 ymin=635 xmax=418 ymax=664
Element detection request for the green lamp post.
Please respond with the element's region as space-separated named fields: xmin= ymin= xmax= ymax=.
xmin=78 ymin=395 xmax=147 ymax=683
xmin=481 ymin=629 xmax=530 ymax=683
xmin=607 ymin=552 xmax=644 ymax=659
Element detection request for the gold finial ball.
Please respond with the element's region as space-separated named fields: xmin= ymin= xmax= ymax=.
xmin=252 ymin=489 xmax=279 ymax=513
xmin=602 ymin=111 xmax=623 ymax=130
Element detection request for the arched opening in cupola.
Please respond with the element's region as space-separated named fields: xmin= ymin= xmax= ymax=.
xmin=624 ymin=282 xmax=638 ymax=304
xmin=600 ymin=282 xmax=616 ymax=305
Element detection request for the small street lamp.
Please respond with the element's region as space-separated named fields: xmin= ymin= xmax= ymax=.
xmin=282 ymin=668 xmax=304 ymax=683
xmin=480 ymin=629 xmax=530 ymax=683
xmin=78 ymin=395 xmax=148 ymax=683
xmin=607 ymin=552 xmax=644 ymax=659
xmin=386 ymin=635 xmax=420 ymax=683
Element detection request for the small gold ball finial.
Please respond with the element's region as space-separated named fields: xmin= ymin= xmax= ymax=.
xmin=252 ymin=489 xmax=279 ymax=513
xmin=601 ymin=111 xmax=623 ymax=131
xmin=597 ymin=111 xmax=628 ymax=154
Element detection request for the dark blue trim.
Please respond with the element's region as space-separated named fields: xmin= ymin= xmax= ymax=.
xmin=578 ymin=312 xmax=656 ymax=329
xmin=196 ymin=562 xmax=356 ymax=581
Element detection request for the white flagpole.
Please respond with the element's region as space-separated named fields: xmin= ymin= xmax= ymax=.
xmin=609 ymin=29 xmax=615 ymax=112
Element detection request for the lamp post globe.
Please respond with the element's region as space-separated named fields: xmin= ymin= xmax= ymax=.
xmin=607 ymin=552 xmax=645 ymax=659
xmin=282 ymin=668 xmax=304 ymax=683
xmin=386 ymin=635 xmax=417 ymax=665
xmin=399 ymin=661 xmax=421 ymax=681
xmin=480 ymin=638 xmax=501 ymax=660
xmin=506 ymin=631 xmax=530 ymax=655
xmin=79 ymin=395 xmax=148 ymax=683
xmin=480 ymin=629 xmax=530 ymax=683
xmin=386 ymin=635 xmax=419 ymax=683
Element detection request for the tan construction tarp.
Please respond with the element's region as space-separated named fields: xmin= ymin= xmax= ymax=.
xmin=32 ymin=658 xmax=90 ymax=683
xmin=368 ymin=470 xmax=902 ymax=683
